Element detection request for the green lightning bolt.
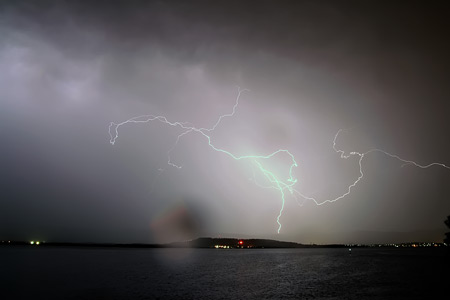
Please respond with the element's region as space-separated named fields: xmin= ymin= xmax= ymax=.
xmin=109 ymin=87 xmax=449 ymax=233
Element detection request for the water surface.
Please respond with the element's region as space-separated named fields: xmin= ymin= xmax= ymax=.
xmin=1 ymin=247 xmax=447 ymax=299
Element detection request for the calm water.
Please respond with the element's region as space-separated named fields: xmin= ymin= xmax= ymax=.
xmin=1 ymin=246 xmax=448 ymax=299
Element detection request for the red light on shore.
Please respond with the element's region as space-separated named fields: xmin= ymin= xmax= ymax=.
xmin=239 ymin=240 xmax=243 ymax=245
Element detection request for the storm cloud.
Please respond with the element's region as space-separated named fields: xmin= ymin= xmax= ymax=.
xmin=1 ymin=0 xmax=449 ymax=244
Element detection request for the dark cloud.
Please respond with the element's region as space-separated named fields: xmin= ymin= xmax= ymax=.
xmin=1 ymin=0 xmax=449 ymax=243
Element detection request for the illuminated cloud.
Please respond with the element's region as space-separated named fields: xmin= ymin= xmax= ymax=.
xmin=1 ymin=1 xmax=449 ymax=244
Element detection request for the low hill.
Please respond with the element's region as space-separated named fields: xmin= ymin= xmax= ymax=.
xmin=168 ymin=237 xmax=308 ymax=248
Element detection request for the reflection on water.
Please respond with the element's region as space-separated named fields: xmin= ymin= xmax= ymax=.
xmin=1 ymin=247 xmax=447 ymax=299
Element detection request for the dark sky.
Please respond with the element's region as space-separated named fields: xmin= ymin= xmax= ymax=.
xmin=1 ymin=0 xmax=449 ymax=244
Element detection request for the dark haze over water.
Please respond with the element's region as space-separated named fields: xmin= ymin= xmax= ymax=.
xmin=1 ymin=247 xmax=447 ymax=299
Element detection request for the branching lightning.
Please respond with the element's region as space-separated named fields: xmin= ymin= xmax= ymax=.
xmin=109 ymin=87 xmax=449 ymax=233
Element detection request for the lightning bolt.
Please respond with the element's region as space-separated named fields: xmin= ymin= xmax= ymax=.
xmin=109 ymin=87 xmax=449 ymax=233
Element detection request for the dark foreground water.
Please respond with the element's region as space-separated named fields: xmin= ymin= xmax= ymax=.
xmin=1 ymin=246 xmax=448 ymax=299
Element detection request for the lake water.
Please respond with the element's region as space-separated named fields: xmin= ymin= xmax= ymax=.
xmin=1 ymin=246 xmax=448 ymax=299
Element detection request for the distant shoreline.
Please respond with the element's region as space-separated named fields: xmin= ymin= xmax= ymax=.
xmin=1 ymin=238 xmax=446 ymax=249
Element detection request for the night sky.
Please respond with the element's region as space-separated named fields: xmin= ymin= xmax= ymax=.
xmin=1 ymin=0 xmax=449 ymax=244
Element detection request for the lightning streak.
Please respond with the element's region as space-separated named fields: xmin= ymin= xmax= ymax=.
xmin=293 ymin=130 xmax=450 ymax=206
xmin=109 ymin=88 xmax=449 ymax=233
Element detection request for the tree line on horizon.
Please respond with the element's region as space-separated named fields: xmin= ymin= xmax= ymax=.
xmin=445 ymin=215 xmax=450 ymax=245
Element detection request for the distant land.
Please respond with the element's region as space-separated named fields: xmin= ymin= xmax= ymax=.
xmin=1 ymin=238 xmax=446 ymax=248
